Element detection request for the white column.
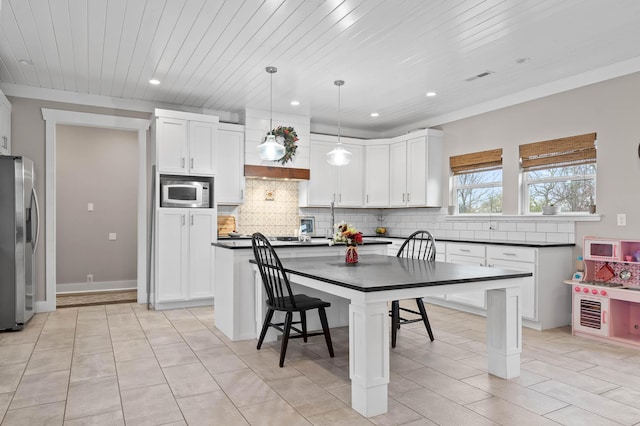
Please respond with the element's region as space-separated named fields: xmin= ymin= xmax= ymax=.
xmin=486 ymin=285 xmax=522 ymax=379
xmin=349 ymin=301 xmax=390 ymax=417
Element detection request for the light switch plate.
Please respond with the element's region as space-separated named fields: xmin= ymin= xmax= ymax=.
xmin=109 ymin=233 xmax=117 ymax=240
xmin=617 ymin=213 xmax=626 ymax=226
xmin=88 ymin=203 xmax=94 ymax=211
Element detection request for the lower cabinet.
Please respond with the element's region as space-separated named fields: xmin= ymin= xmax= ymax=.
xmin=487 ymin=246 xmax=536 ymax=320
xmin=446 ymin=244 xmax=487 ymax=309
xmin=157 ymin=209 xmax=215 ymax=306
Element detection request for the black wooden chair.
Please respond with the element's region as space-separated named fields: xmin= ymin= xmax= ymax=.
xmin=252 ymin=232 xmax=334 ymax=367
xmin=390 ymin=230 xmax=436 ymax=348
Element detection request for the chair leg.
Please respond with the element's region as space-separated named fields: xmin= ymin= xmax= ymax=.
xmin=300 ymin=310 xmax=308 ymax=343
xmin=318 ymin=307 xmax=334 ymax=358
xmin=257 ymin=308 xmax=275 ymax=350
xmin=279 ymin=312 xmax=293 ymax=368
xmin=391 ymin=300 xmax=400 ymax=348
xmin=415 ymin=298 xmax=434 ymax=342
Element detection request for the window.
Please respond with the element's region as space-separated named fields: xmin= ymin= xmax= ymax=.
xmin=450 ymin=149 xmax=503 ymax=214
xmin=520 ymin=133 xmax=596 ymax=213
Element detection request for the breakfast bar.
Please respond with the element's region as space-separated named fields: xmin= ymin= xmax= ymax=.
xmin=251 ymin=254 xmax=532 ymax=417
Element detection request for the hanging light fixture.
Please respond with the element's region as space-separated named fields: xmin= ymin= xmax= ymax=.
xmin=326 ymin=80 xmax=352 ymax=166
xmin=257 ymin=66 xmax=285 ymax=161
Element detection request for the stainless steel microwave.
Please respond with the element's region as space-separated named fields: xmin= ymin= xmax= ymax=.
xmin=160 ymin=175 xmax=212 ymax=208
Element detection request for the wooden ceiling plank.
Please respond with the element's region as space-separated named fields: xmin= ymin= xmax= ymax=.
xmin=68 ymin=0 xmax=89 ymax=94
xmin=49 ymin=0 xmax=79 ymax=91
xmin=98 ymin=0 xmax=127 ymax=96
xmin=86 ymin=0 xmax=107 ymax=95
xmin=24 ymin=0 xmax=66 ymax=89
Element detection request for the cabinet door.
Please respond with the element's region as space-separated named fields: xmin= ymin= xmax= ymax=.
xmin=158 ymin=118 xmax=188 ymax=174
xmin=188 ymin=210 xmax=215 ymax=299
xmin=306 ymin=140 xmax=338 ymax=205
xmin=364 ymin=144 xmax=389 ymax=207
xmin=189 ymin=121 xmax=216 ymax=175
xmin=216 ymin=129 xmax=244 ymax=204
xmin=389 ymin=141 xmax=407 ymax=207
xmin=406 ymin=136 xmax=426 ymax=206
xmin=157 ymin=210 xmax=189 ymax=301
xmin=489 ymin=258 xmax=536 ymax=320
xmin=446 ymin=253 xmax=486 ymax=308
xmin=0 ymin=98 xmax=10 ymax=155
xmin=337 ymin=143 xmax=363 ymax=207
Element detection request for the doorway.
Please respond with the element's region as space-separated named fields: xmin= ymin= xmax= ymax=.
xmin=41 ymin=109 xmax=149 ymax=312
xmin=55 ymin=125 xmax=138 ymax=305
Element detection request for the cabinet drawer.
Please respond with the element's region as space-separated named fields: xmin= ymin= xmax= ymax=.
xmin=447 ymin=242 xmax=485 ymax=258
xmin=486 ymin=245 xmax=536 ymax=263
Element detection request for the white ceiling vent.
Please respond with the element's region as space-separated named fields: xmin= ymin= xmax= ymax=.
xmin=465 ymin=71 xmax=495 ymax=82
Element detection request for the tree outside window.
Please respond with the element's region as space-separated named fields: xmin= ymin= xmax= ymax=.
xmin=526 ymin=164 xmax=596 ymax=213
xmin=456 ymin=169 xmax=503 ymax=213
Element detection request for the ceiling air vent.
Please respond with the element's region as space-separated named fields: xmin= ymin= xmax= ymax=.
xmin=465 ymin=71 xmax=495 ymax=82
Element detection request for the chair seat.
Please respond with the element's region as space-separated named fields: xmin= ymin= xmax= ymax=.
xmin=268 ymin=294 xmax=331 ymax=311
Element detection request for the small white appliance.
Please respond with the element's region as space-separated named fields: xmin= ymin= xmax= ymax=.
xmin=583 ymin=237 xmax=621 ymax=262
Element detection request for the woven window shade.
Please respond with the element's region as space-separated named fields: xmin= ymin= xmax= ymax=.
xmin=520 ymin=133 xmax=596 ymax=171
xmin=450 ymin=148 xmax=502 ymax=175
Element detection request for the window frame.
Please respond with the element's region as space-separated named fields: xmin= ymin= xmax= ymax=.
xmin=453 ymin=168 xmax=503 ymax=214
xmin=521 ymin=164 xmax=596 ymax=214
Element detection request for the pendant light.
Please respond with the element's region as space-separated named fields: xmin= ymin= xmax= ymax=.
xmin=257 ymin=66 xmax=285 ymax=161
xmin=326 ymin=80 xmax=352 ymax=166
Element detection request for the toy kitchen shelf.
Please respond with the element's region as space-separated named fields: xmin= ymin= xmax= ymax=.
xmin=567 ymin=238 xmax=640 ymax=348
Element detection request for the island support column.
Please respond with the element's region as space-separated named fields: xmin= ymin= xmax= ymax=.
xmin=349 ymin=301 xmax=389 ymax=417
xmin=486 ymin=284 xmax=522 ymax=379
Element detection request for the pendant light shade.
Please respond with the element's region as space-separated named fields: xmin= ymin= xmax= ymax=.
xmin=257 ymin=66 xmax=285 ymax=161
xmin=327 ymin=80 xmax=352 ymax=166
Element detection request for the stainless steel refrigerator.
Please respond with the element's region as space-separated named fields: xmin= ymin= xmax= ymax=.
xmin=0 ymin=156 xmax=39 ymax=331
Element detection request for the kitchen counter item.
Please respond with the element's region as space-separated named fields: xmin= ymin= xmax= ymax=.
xmin=217 ymin=215 xmax=236 ymax=237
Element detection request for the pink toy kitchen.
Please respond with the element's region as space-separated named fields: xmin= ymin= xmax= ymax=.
xmin=566 ymin=237 xmax=640 ymax=348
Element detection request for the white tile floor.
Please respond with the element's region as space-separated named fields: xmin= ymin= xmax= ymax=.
xmin=1 ymin=301 xmax=640 ymax=425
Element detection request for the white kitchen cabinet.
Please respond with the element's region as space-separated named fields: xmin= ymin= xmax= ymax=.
xmin=157 ymin=209 xmax=215 ymax=305
xmin=156 ymin=115 xmax=217 ymax=175
xmin=216 ymin=124 xmax=245 ymax=204
xmin=364 ymin=144 xmax=389 ymax=207
xmin=389 ymin=132 xmax=443 ymax=207
xmin=446 ymin=243 xmax=487 ymax=308
xmin=300 ymin=138 xmax=364 ymax=207
xmin=487 ymin=246 xmax=536 ymax=320
xmin=0 ymin=91 xmax=11 ymax=155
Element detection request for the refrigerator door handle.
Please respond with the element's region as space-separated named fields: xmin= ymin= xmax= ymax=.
xmin=31 ymin=188 xmax=41 ymax=254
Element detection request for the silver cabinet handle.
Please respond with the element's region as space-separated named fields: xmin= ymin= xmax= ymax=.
xmin=182 ymin=214 xmax=185 ymax=226
xmin=460 ymin=249 xmax=471 ymax=252
xmin=190 ymin=158 xmax=194 ymax=169
xmin=339 ymin=194 xmax=342 ymax=202
xmin=366 ymin=194 xmax=369 ymax=203
xmin=407 ymin=193 xmax=410 ymax=202
xmin=240 ymin=189 xmax=244 ymax=200
xmin=402 ymin=193 xmax=405 ymax=202
xmin=182 ymin=157 xmax=185 ymax=168
xmin=503 ymin=252 xmax=517 ymax=256
xmin=191 ymin=214 xmax=194 ymax=226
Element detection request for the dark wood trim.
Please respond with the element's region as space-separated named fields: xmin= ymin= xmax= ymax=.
xmin=244 ymin=165 xmax=310 ymax=180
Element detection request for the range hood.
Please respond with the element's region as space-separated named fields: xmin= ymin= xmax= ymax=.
xmin=244 ymin=165 xmax=310 ymax=180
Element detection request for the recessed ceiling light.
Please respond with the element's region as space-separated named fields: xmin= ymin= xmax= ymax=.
xmin=290 ymin=100 xmax=300 ymax=106
xmin=425 ymin=92 xmax=437 ymax=97
xmin=18 ymin=59 xmax=33 ymax=66
xmin=370 ymin=112 xmax=379 ymax=117
xmin=149 ymin=79 xmax=160 ymax=85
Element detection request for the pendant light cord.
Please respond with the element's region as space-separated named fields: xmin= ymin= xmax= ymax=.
xmin=270 ymin=70 xmax=273 ymax=134
xmin=334 ymin=80 xmax=344 ymax=145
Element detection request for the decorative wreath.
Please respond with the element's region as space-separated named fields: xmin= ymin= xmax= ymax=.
xmin=270 ymin=125 xmax=298 ymax=165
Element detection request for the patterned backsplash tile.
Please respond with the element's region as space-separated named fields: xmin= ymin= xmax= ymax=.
xmin=237 ymin=179 xmax=300 ymax=236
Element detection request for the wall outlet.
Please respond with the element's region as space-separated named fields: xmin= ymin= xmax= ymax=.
xmin=617 ymin=213 xmax=627 ymax=226
xmin=109 ymin=233 xmax=117 ymax=240
xmin=87 ymin=203 xmax=94 ymax=211
xmin=87 ymin=274 xmax=93 ymax=284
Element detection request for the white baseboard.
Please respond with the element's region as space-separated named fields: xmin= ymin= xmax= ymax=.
xmin=56 ymin=280 xmax=137 ymax=294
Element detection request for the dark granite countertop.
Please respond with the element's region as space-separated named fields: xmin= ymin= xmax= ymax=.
xmin=213 ymin=238 xmax=391 ymax=249
xmin=250 ymin=254 xmax=532 ymax=292
xmin=368 ymin=235 xmax=574 ymax=248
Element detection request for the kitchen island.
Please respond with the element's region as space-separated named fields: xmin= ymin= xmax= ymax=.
xmin=212 ymin=238 xmax=391 ymax=341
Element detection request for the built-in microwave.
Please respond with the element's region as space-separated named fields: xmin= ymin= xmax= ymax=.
xmin=160 ymin=175 xmax=212 ymax=208
xmin=583 ymin=237 xmax=621 ymax=261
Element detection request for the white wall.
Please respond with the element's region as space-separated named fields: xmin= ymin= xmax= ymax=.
xmin=438 ymin=71 xmax=640 ymax=252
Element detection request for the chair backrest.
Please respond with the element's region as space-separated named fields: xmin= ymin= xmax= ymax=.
xmin=251 ymin=232 xmax=296 ymax=309
xmin=396 ymin=230 xmax=436 ymax=261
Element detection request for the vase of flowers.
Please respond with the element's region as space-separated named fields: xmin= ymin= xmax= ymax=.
xmin=331 ymin=222 xmax=363 ymax=264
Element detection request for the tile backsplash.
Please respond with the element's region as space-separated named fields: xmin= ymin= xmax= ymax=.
xmin=237 ymin=179 xmax=300 ymax=236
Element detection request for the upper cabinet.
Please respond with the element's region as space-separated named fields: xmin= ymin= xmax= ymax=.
xmin=389 ymin=131 xmax=443 ymax=207
xmin=0 ymin=90 xmax=11 ymax=155
xmin=364 ymin=143 xmax=390 ymax=207
xmin=216 ymin=124 xmax=245 ymax=205
xmin=299 ymin=136 xmax=364 ymax=207
xmin=155 ymin=109 xmax=218 ymax=176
